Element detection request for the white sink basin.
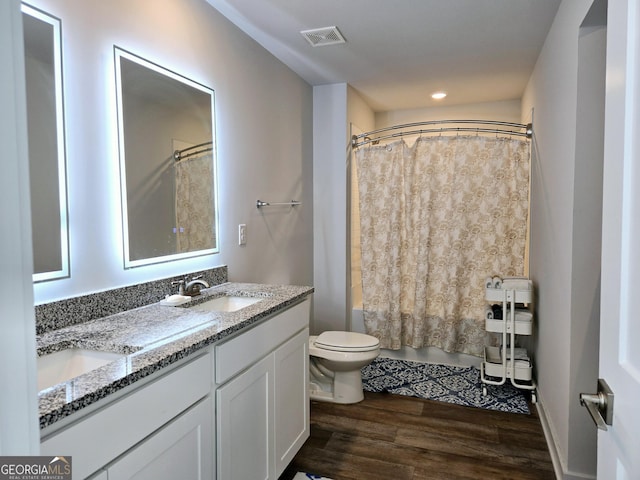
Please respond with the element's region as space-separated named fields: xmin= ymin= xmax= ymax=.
xmin=189 ymin=296 xmax=261 ymax=312
xmin=37 ymin=349 xmax=125 ymax=391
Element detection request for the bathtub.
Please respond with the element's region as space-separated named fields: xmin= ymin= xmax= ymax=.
xmin=351 ymin=307 xmax=482 ymax=369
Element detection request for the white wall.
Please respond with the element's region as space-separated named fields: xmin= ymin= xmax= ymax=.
xmin=28 ymin=0 xmax=313 ymax=304
xmin=312 ymin=84 xmax=377 ymax=334
xmin=0 ymin=0 xmax=39 ymax=454
xmin=568 ymin=15 xmax=605 ymax=477
xmin=522 ymin=0 xmax=603 ymax=477
xmin=348 ymin=86 xmax=376 ymax=135
xmin=375 ymin=99 xmax=522 ymax=128
xmin=312 ymin=83 xmax=348 ymax=334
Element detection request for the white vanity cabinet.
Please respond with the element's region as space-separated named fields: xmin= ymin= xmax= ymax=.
xmin=40 ymin=353 xmax=213 ymax=480
xmin=39 ymin=294 xmax=312 ymax=480
xmin=215 ymin=298 xmax=310 ymax=480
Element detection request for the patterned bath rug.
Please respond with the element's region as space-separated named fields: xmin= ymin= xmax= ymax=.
xmin=293 ymin=473 xmax=333 ymax=480
xmin=361 ymin=357 xmax=530 ymax=414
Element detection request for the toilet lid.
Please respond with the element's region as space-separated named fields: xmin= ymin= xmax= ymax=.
xmin=314 ymin=331 xmax=380 ymax=352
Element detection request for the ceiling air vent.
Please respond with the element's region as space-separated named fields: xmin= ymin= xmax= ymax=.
xmin=300 ymin=26 xmax=346 ymax=47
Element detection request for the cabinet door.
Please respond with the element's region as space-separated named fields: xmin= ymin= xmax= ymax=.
xmin=107 ymin=396 xmax=213 ymax=480
xmin=216 ymin=355 xmax=274 ymax=480
xmin=274 ymin=328 xmax=309 ymax=477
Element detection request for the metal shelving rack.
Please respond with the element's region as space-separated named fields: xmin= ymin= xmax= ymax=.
xmin=481 ymin=279 xmax=537 ymax=403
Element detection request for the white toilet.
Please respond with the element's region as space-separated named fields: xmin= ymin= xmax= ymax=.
xmin=309 ymin=331 xmax=380 ymax=404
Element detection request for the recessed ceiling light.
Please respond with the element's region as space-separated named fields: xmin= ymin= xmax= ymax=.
xmin=431 ymin=91 xmax=447 ymax=100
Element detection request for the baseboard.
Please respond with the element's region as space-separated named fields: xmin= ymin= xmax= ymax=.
xmin=564 ymin=471 xmax=598 ymax=480
xmin=535 ymin=398 xmax=564 ymax=480
xmin=535 ymin=397 xmax=596 ymax=480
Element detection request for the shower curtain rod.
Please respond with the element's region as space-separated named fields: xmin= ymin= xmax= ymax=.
xmin=351 ymin=120 xmax=533 ymax=148
xmin=173 ymin=140 xmax=214 ymax=162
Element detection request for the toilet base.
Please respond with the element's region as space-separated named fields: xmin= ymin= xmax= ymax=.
xmin=309 ymin=369 xmax=365 ymax=404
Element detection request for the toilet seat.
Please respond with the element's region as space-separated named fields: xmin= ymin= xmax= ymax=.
xmin=314 ymin=331 xmax=379 ymax=352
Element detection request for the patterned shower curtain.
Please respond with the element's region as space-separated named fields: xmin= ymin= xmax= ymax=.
xmin=174 ymin=152 xmax=215 ymax=253
xmin=355 ymin=135 xmax=530 ymax=356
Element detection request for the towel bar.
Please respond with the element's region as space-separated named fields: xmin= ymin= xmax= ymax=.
xmin=256 ymin=200 xmax=301 ymax=208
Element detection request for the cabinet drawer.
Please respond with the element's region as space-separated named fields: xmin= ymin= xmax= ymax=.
xmin=41 ymin=353 xmax=211 ymax=480
xmin=215 ymin=298 xmax=310 ymax=384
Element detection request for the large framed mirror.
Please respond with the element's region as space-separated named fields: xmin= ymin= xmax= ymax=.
xmin=22 ymin=4 xmax=70 ymax=282
xmin=114 ymin=47 xmax=218 ymax=268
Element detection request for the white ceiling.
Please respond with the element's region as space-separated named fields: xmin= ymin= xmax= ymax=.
xmin=205 ymin=0 xmax=561 ymax=112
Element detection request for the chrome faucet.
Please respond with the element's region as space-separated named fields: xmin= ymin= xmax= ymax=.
xmin=184 ymin=275 xmax=210 ymax=296
xmin=171 ymin=275 xmax=209 ymax=296
xmin=171 ymin=278 xmax=187 ymax=296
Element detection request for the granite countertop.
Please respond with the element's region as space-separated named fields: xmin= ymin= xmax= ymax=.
xmin=37 ymin=282 xmax=313 ymax=430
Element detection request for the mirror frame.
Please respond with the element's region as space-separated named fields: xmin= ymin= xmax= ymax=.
xmin=22 ymin=3 xmax=70 ymax=283
xmin=114 ymin=47 xmax=219 ymax=269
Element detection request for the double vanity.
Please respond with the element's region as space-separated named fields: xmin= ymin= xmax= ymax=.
xmin=37 ymin=281 xmax=313 ymax=480
xmin=23 ymin=4 xmax=312 ymax=478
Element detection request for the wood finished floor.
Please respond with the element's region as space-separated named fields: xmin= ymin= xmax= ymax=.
xmin=280 ymin=391 xmax=555 ymax=480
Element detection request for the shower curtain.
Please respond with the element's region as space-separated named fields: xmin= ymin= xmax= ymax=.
xmin=174 ymin=152 xmax=215 ymax=253
xmin=355 ymin=135 xmax=530 ymax=356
